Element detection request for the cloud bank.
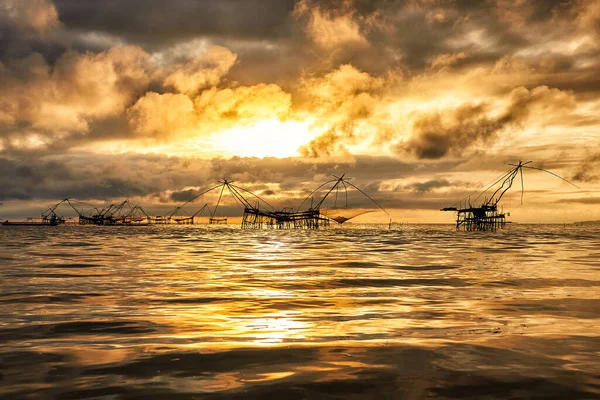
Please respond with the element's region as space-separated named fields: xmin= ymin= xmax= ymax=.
xmin=0 ymin=0 xmax=598 ymax=221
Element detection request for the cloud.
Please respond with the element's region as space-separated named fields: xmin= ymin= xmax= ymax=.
xmin=128 ymin=82 xmax=292 ymax=140
xmin=555 ymin=197 xmax=600 ymax=205
xmin=399 ymin=178 xmax=474 ymax=194
xmin=571 ymin=151 xmax=600 ymax=183
xmin=0 ymin=152 xmax=213 ymax=202
xmin=295 ymin=64 xmax=389 ymax=157
xmin=127 ymin=92 xmax=197 ymax=138
xmin=571 ymin=0 xmax=600 ymax=39
xmin=2 ymin=149 xmax=591 ymax=221
xmin=53 ymin=0 xmax=296 ymax=44
xmin=293 ymin=0 xmax=369 ymax=50
xmin=395 ymin=86 xmax=576 ymax=159
xmin=0 ymin=152 xmax=457 ymax=206
xmin=170 ymin=188 xmax=203 ymax=203
xmin=399 ymin=103 xmax=506 ymax=159
xmin=0 ymin=45 xmax=151 ymax=137
xmin=1 ymin=0 xmax=60 ymax=33
xmin=0 ymin=0 xmax=68 ymax=62
xmin=430 ymin=52 xmax=467 ymax=69
xmin=162 ymin=46 xmax=237 ymax=95
xmin=0 ymin=44 xmax=292 ymax=148
xmin=195 ymin=84 xmax=291 ymax=125
xmin=294 ymin=61 xmax=579 ymax=160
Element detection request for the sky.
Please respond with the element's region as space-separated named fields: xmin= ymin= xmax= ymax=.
xmin=0 ymin=0 xmax=599 ymax=223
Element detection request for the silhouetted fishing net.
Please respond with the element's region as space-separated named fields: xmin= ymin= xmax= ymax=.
xmin=321 ymin=208 xmax=374 ymax=224
xmin=441 ymin=160 xmax=579 ymax=231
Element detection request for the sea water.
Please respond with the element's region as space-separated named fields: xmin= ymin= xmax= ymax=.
xmin=0 ymin=224 xmax=598 ymax=399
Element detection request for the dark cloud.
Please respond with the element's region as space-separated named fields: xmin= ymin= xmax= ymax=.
xmin=287 ymin=0 xmax=569 ymax=75
xmin=555 ymin=197 xmax=600 ymax=205
xmin=0 ymin=20 xmax=65 ymax=61
xmin=398 ymin=103 xmax=508 ymax=159
xmin=0 ymin=149 xmax=591 ymax=219
xmin=0 ymin=0 xmax=66 ymax=62
xmin=4 ymin=0 xmax=596 ymax=84
xmin=54 ymin=0 xmax=295 ymax=44
xmin=170 ymin=189 xmax=202 ymax=203
xmin=0 ymin=152 xmax=462 ymax=208
xmin=571 ymin=151 xmax=600 ymax=183
xmin=42 ymin=0 xmax=592 ymax=90
xmin=208 ymin=155 xmax=463 ymax=193
xmin=402 ymin=179 xmax=470 ymax=193
xmin=395 ymin=86 xmax=576 ymax=159
xmin=0 ymin=153 xmax=211 ymax=201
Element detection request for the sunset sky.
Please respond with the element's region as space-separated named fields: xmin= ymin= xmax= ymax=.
xmin=0 ymin=0 xmax=599 ymax=222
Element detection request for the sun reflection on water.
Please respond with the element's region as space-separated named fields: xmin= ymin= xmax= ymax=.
xmin=247 ymin=314 xmax=309 ymax=344
xmin=1 ymin=225 xmax=599 ymax=398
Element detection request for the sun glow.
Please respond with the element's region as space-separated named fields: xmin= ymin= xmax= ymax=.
xmin=211 ymin=119 xmax=317 ymax=158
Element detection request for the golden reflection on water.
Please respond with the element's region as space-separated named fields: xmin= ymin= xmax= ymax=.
xmin=248 ymin=314 xmax=310 ymax=344
xmin=0 ymin=224 xmax=599 ymax=398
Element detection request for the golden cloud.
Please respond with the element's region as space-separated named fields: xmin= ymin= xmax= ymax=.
xmin=128 ymin=92 xmax=196 ymax=138
xmin=430 ymin=52 xmax=467 ymax=69
xmin=0 ymin=46 xmax=151 ymax=134
xmin=128 ymin=83 xmax=292 ymax=140
xmin=162 ymin=46 xmax=237 ymax=96
xmin=1 ymin=0 xmax=60 ymax=33
xmin=293 ymin=0 xmax=369 ymax=50
xmin=296 ymin=64 xmax=389 ymax=157
xmin=0 ymin=43 xmax=296 ymax=149
xmin=291 ymin=56 xmax=580 ymax=160
xmin=573 ymin=0 xmax=600 ymax=38
xmin=195 ymin=84 xmax=291 ymax=124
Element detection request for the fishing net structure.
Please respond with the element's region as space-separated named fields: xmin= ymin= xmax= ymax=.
xmin=163 ymin=175 xmax=390 ymax=229
xmin=2 ymin=198 xmax=71 ymax=225
xmin=296 ymin=174 xmax=391 ymax=228
xmin=442 ymin=161 xmax=579 ymax=231
xmin=8 ymin=174 xmax=391 ymax=230
xmin=161 ymin=203 xmax=210 ymax=225
xmin=68 ymin=199 xmax=150 ymax=225
xmin=321 ymin=209 xmax=374 ymax=224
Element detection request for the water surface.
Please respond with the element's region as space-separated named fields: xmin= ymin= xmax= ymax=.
xmin=1 ymin=224 xmax=599 ymax=399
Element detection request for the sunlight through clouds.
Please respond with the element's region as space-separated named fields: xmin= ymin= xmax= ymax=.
xmin=212 ymin=119 xmax=318 ymax=159
xmin=0 ymin=0 xmax=598 ymax=221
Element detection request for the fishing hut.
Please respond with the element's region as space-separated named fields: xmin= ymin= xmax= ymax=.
xmin=241 ymin=206 xmax=329 ymax=229
xmin=2 ymin=198 xmax=69 ymax=226
xmin=41 ymin=199 xmax=68 ymax=225
xmin=442 ymin=161 xmax=579 ymax=231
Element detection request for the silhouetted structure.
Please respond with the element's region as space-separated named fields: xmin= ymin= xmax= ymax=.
xmin=3 ymin=175 xmax=391 ymax=229
xmin=296 ymin=174 xmax=390 ymax=228
xmin=160 ymin=203 xmax=210 ymax=225
xmin=69 ymin=199 xmax=150 ymax=225
xmin=2 ymin=198 xmax=68 ymax=226
xmin=172 ymin=175 xmax=389 ymax=229
xmin=442 ymin=161 xmax=579 ymax=231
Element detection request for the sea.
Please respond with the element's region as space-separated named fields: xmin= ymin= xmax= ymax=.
xmin=0 ymin=224 xmax=598 ymax=399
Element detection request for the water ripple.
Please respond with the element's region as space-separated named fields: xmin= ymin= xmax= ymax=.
xmin=0 ymin=223 xmax=598 ymax=399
